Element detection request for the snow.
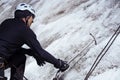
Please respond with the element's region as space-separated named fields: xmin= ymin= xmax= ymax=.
xmin=0 ymin=0 xmax=120 ymax=80
xmin=89 ymin=68 xmax=120 ymax=80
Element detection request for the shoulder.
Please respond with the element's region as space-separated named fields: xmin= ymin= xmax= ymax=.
xmin=0 ymin=18 xmax=14 ymax=27
xmin=3 ymin=18 xmax=14 ymax=23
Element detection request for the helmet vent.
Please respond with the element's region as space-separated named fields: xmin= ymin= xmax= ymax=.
xmin=21 ymin=4 xmax=25 ymax=6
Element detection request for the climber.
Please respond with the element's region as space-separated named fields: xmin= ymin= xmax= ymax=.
xmin=0 ymin=3 xmax=69 ymax=80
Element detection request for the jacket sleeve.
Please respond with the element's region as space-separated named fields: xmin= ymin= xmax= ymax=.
xmin=23 ymin=27 xmax=58 ymax=65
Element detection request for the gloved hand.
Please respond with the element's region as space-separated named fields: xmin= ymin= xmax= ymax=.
xmin=54 ymin=59 xmax=69 ymax=72
xmin=25 ymin=49 xmax=46 ymax=66
xmin=34 ymin=55 xmax=46 ymax=66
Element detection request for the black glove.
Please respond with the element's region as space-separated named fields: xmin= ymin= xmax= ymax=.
xmin=34 ymin=54 xmax=46 ymax=66
xmin=24 ymin=49 xmax=46 ymax=66
xmin=54 ymin=59 xmax=69 ymax=72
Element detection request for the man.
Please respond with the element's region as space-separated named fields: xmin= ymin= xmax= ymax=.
xmin=0 ymin=3 xmax=69 ymax=80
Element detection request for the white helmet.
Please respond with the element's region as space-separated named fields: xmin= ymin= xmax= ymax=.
xmin=16 ymin=3 xmax=35 ymax=16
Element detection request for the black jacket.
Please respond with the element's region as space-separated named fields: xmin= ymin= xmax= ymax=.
xmin=0 ymin=18 xmax=58 ymax=65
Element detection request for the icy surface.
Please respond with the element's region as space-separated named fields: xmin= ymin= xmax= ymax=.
xmin=0 ymin=0 xmax=120 ymax=80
